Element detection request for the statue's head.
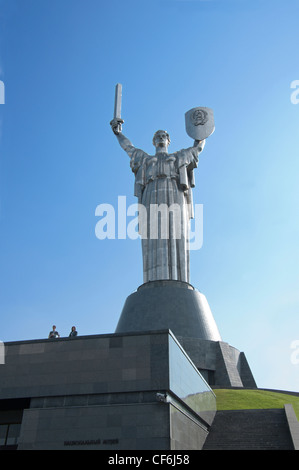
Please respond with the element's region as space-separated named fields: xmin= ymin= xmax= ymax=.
xmin=152 ymin=130 xmax=171 ymax=149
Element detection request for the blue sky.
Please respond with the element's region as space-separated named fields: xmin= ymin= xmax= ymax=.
xmin=0 ymin=0 xmax=298 ymax=392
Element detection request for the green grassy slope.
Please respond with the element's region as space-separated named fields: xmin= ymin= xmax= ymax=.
xmin=214 ymin=389 xmax=299 ymax=420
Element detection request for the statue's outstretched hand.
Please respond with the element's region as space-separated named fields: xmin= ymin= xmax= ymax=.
xmin=110 ymin=118 xmax=124 ymax=135
xmin=194 ymin=139 xmax=206 ymax=150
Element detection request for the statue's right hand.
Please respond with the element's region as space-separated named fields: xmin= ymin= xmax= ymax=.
xmin=110 ymin=118 xmax=124 ymax=135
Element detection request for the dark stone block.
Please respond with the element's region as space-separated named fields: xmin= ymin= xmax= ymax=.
xmin=115 ymin=281 xmax=222 ymax=342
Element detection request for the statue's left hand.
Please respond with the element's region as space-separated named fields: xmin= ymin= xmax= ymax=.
xmin=194 ymin=139 xmax=206 ymax=150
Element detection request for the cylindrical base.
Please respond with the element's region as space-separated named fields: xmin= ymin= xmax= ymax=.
xmin=115 ymin=280 xmax=222 ymax=342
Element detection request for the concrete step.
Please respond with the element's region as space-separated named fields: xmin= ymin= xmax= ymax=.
xmin=203 ymin=409 xmax=294 ymax=450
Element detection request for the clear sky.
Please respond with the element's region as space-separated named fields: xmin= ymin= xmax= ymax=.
xmin=0 ymin=0 xmax=298 ymax=392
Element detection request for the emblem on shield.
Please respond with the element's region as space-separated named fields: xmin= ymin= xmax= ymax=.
xmin=185 ymin=107 xmax=215 ymax=140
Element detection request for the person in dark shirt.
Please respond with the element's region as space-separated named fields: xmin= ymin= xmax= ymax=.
xmin=69 ymin=326 xmax=78 ymax=338
xmin=48 ymin=325 xmax=60 ymax=339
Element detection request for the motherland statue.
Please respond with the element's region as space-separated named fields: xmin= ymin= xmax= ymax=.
xmin=110 ymin=84 xmax=214 ymax=285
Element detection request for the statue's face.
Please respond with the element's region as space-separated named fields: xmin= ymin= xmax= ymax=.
xmin=153 ymin=131 xmax=170 ymax=148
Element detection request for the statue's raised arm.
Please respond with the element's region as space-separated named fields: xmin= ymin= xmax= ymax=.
xmin=110 ymin=119 xmax=136 ymax=157
xmin=110 ymin=83 xmax=136 ymax=158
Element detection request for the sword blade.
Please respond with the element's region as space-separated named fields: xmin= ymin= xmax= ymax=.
xmin=114 ymin=83 xmax=122 ymax=119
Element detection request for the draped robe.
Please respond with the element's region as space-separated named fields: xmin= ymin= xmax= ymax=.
xmin=127 ymin=145 xmax=203 ymax=283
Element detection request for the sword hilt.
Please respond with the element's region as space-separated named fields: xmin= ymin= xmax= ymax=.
xmin=110 ymin=118 xmax=124 ymax=135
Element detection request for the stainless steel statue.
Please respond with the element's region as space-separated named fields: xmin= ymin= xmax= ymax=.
xmin=110 ymin=84 xmax=214 ymax=284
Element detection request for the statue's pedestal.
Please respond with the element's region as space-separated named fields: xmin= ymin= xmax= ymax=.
xmin=116 ymin=280 xmax=257 ymax=388
xmin=116 ymin=280 xmax=221 ymax=342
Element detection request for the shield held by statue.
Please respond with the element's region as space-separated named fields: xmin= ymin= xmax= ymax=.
xmin=185 ymin=107 xmax=215 ymax=140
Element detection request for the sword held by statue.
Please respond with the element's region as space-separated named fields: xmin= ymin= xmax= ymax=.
xmin=110 ymin=83 xmax=124 ymax=135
